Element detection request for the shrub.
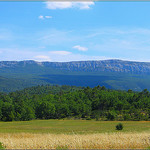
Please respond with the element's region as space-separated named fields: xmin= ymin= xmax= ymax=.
xmin=56 ymin=145 xmax=68 ymax=150
xmin=107 ymin=111 xmax=116 ymax=121
xmin=95 ymin=115 xmax=99 ymax=121
xmin=86 ymin=117 xmax=92 ymax=120
xmin=0 ymin=142 xmax=5 ymax=150
xmin=116 ymin=123 xmax=123 ymax=130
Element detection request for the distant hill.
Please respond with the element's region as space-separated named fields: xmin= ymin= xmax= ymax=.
xmin=1 ymin=59 xmax=150 ymax=74
xmin=1 ymin=59 xmax=150 ymax=92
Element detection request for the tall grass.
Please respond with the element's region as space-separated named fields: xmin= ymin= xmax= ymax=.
xmin=0 ymin=120 xmax=149 ymax=149
xmin=0 ymin=132 xmax=150 ymax=149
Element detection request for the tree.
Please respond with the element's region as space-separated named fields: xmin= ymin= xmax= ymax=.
xmin=55 ymin=103 xmax=70 ymax=118
xmin=36 ymin=101 xmax=55 ymax=119
xmin=0 ymin=101 xmax=3 ymax=120
xmin=21 ymin=106 xmax=35 ymax=121
xmin=2 ymin=102 xmax=14 ymax=121
xmin=107 ymin=110 xmax=116 ymax=121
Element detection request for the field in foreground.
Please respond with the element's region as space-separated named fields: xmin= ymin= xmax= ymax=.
xmin=0 ymin=132 xmax=150 ymax=149
xmin=0 ymin=120 xmax=150 ymax=149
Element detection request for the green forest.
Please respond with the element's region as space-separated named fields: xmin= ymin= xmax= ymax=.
xmin=0 ymin=85 xmax=150 ymax=121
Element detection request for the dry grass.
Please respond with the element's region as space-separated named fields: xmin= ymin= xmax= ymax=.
xmin=0 ymin=132 xmax=150 ymax=149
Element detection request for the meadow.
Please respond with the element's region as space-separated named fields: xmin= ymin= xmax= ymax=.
xmin=0 ymin=119 xmax=150 ymax=149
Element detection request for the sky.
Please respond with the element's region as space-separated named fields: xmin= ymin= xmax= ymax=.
xmin=1 ymin=1 xmax=150 ymax=62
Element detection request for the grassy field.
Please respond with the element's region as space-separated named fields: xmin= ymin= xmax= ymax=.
xmin=0 ymin=119 xmax=150 ymax=134
xmin=0 ymin=120 xmax=150 ymax=149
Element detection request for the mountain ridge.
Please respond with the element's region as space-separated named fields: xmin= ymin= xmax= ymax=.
xmin=1 ymin=59 xmax=150 ymax=75
xmin=1 ymin=59 xmax=150 ymax=92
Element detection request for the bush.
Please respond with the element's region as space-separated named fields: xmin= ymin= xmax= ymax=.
xmin=86 ymin=117 xmax=92 ymax=120
xmin=0 ymin=142 xmax=5 ymax=150
xmin=116 ymin=123 xmax=123 ymax=130
xmin=56 ymin=145 xmax=68 ymax=150
xmin=95 ymin=115 xmax=99 ymax=121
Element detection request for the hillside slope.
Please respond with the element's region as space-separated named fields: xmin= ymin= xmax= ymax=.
xmin=1 ymin=59 xmax=150 ymax=92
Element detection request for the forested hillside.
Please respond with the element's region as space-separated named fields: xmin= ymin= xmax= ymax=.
xmin=0 ymin=85 xmax=149 ymax=121
xmin=2 ymin=59 xmax=150 ymax=92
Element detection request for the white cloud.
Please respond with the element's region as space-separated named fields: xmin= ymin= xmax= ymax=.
xmin=39 ymin=15 xmax=52 ymax=20
xmin=3 ymin=27 xmax=150 ymax=63
xmin=49 ymin=51 xmax=72 ymax=55
xmin=73 ymin=2 xmax=95 ymax=9
xmin=39 ymin=15 xmax=44 ymax=19
xmin=73 ymin=45 xmax=88 ymax=51
xmin=34 ymin=55 xmax=51 ymax=62
xmin=45 ymin=16 xmax=52 ymax=19
xmin=46 ymin=2 xmax=72 ymax=9
xmin=1 ymin=47 xmax=150 ymax=63
xmin=45 ymin=2 xmax=94 ymax=10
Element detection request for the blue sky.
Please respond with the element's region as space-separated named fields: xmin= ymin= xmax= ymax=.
xmin=1 ymin=1 xmax=150 ymax=62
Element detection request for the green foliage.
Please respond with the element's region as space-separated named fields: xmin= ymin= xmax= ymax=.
xmin=107 ymin=111 xmax=117 ymax=121
xmin=95 ymin=115 xmax=99 ymax=121
xmin=0 ymin=85 xmax=150 ymax=121
xmin=56 ymin=145 xmax=68 ymax=150
xmin=21 ymin=106 xmax=35 ymax=121
xmin=123 ymin=114 xmax=131 ymax=121
xmin=0 ymin=142 xmax=5 ymax=150
xmin=2 ymin=102 xmax=14 ymax=121
xmin=36 ymin=101 xmax=55 ymax=119
xmin=86 ymin=117 xmax=92 ymax=120
xmin=116 ymin=123 xmax=123 ymax=130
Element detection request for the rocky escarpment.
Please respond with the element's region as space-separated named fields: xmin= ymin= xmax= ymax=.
xmin=42 ymin=59 xmax=150 ymax=74
xmin=0 ymin=59 xmax=150 ymax=74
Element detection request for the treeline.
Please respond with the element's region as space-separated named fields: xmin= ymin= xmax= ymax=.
xmin=0 ymin=85 xmax=150 ymax=121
